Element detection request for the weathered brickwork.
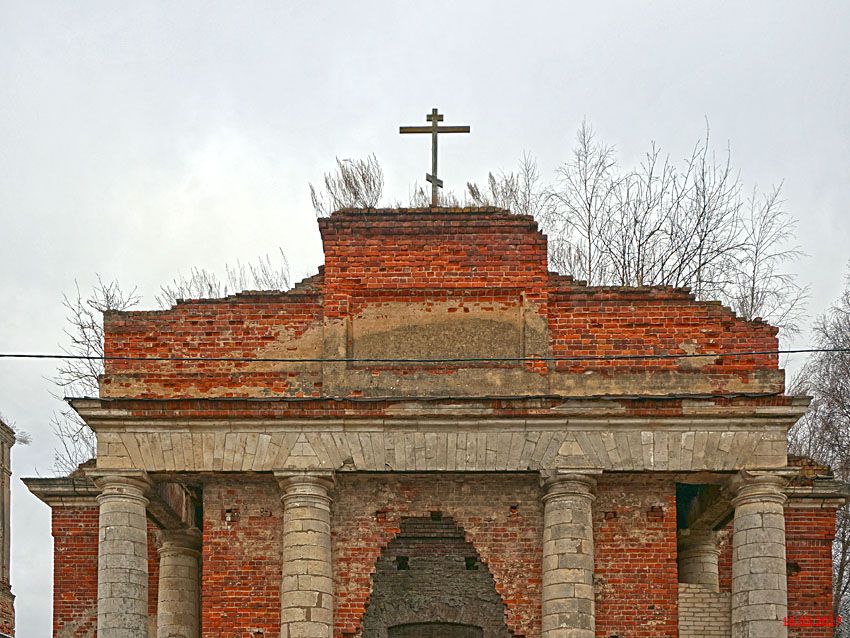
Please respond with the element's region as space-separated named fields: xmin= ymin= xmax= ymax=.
xmin=677 ymin=583 xmax=731 ymax=638
xmin=718 ymin=526 xmax=733 ymax=593
xmin=0 ymin=594 xmax=12 ymax=638
xmin=201 ymin=478 xmax=282 ymax=638
xmin=785 ymin=509 xmax=836 ymax=637
xmin=52 ymin=507 xmax=99 ymax=637
xmin=361 ymin=515 xmax=512 ymax=638
xmin=101 ymin=208 xmax=784 ymax=400
xmin=594 ymin=476 xmax=679 ymax=638
xmin=51 ymin=507 xmax=161 ymax=637
xmin=147 ymin=522 xmax=160 ymax=635
xmin=332 ymin=474 xmax=543 ymax=638
xmin=548 ymin=285 xmax=778 ymax=380
xmin=102 ymin=290 xmax=324 ymax=398
xmin=319 ymin=209 xmax=548 ymax=305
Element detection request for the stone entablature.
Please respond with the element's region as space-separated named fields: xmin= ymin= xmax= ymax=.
xmin=79 ymin=396 xmax=801 ymax=473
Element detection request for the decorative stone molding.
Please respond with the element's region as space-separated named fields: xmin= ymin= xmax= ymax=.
xmin=276 ymin=471 xmax=335 ymax=638
xmin=156 ymin=527 xmax=201 ymax=638
xmin=91 ymin=421 xmax=791 ymax=473
xmin=729 ymin=471 xmax=789 ymax=638
xmin=91 ymin=470 xmax=152 ymax=638
xmin=540 ymin=471 xmax=599 ymax=638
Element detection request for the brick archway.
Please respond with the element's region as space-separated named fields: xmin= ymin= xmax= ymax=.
xmin=389 ymin=622 xmax=483 ymax=638
xmin=360 ymin=514 xmax=514 ymax=638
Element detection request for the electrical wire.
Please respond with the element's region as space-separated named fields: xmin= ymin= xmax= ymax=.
xmin=0 ymin=348 xmax=847 ymax=364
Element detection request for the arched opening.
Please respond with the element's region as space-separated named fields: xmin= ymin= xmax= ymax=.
xmin=389 ymin=622 xmax=483 ymax=638
xmin=360 ymin=514 xmax=514 ymax=638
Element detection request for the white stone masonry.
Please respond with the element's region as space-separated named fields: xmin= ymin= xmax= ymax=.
xmin=541 ymin=472 xmax=597 ymax=638
xmin=278 ymin=472 xmax=335 ymax=638
xmin=730 ymin=473 xmax=788 ymax=638
xmin=157 ymin=527 xmax=201 ymax=638
xmin=94 ymin=472 xmax=151 ymax=638
xmin=677 ymin=528 xmax=721 ymax=591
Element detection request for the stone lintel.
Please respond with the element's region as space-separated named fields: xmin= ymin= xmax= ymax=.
xmin=147 ymin=483 xmax=199 ymax=531
xmin=87 ymin=421 xmax=793 ymax=473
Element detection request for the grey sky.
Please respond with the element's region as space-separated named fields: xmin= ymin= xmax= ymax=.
xmin=1 ymin=2 xmax=849 ymax=635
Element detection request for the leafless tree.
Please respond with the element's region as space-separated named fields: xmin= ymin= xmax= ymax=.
xmin=788 ymin=266 xmax=850 ymax=629
xmin=471 ymin=123 xmax=805 ymax=338
xmin=600 ymin=142 xmax=683 ymax=287
xmin=52 ymin=276 xmax=140 ymax=474
xmin=156 ymin=250 xmax=290 ymax=308
xmin=467 ymin=152 xmax=544 ymax=217
xmin=541 ymin=121 xmax=619 ymax=281
xmin=310 ymin=154 xmax=384 ymax=217
xmin=726 ymin=186 xmax=808 ymax=332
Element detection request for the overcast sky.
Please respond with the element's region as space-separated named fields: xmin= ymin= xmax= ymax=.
xmin=1 ymin=2 xmax=849 ymax=634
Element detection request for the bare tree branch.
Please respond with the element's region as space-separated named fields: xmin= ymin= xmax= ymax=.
xmin=310 ymin=154 xmax=384 ymax=217
xmin=51 ymin=276 xmax=139 ymax=473
xmin=156 ymin=250 xmax=290 ymax=308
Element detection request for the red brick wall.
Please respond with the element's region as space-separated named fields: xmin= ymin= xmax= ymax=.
xmin=0 ymin=593 xmax=12 ymax=637
xmin=594 ymin=476 xmax=679 ymax=638
xmin=201 ymin=478 xmax=282 ymax=638
xmin=52 ymin=507 xmax=98 ymax=637
xmin=548 ymin=286 xmax=778 ymax=374
xmin=717 ymin=525 xmax=732 ymax=592
xmin=101 ymin=208 xmax=783 ymax=398
xmin=319 ymin=210 xmax=549 ymax=305
xmin=51 ymin=506 xmax=161 ymax=637
xmin=102 ymin=291 xmax=324 ymax=398
xmin=785 ymin=508 xmax=837 ymax=637
xmin=332 ymin=474 xmax=543 ymax=638
xmin=148 ymin=520 xmax=160 ymax=628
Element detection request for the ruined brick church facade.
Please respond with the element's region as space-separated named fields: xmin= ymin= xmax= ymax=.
xmin=26 ymin=208 xmax=843 ymax=637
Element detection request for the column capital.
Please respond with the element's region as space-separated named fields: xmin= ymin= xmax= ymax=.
xmin=729 ymin=471 xmax=789 ymax=508
xmin=157 ymin=527 xmax=202 ymax=559
xmin=275 ymin=470 xmax=335 ymax=508
xmin=275 ymin=470 xmax=335 ymax=491
xmin=540 ymin=470 xmax=599 ymax=503
xmin=90 ymin=470 xmax=152 ymax=507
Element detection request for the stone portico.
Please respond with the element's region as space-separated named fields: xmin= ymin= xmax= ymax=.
xmin=25 ymin=208 xmax=844 ymax=638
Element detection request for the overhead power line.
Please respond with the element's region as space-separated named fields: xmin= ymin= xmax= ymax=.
xmin=0 ymin=348 xmax=848 ymax=364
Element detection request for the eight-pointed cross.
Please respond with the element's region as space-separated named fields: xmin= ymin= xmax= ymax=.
xmin=400 ymin=108 xmax=470 ymax=207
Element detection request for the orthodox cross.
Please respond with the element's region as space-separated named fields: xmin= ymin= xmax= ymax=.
xmin=400 ymin=108 xmax=470 ymax=206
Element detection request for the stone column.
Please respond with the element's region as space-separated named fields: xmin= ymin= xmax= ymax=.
xmin=277 ymin=472 xmax=335 ymax=638
xmin=677 ymin=529 xmax=720 ymax=591
xmin=0 ymin=421 xmax=15 ymax=638
xmin=93 ymin=471 xmax=151 ymax=638
xmin=541 ymin=472 xmax=597 ymax=638
xmin=730 ymin=473 xmax=788 ymax=638
xmin=157 ymin=527 xmax=201 ymax=638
